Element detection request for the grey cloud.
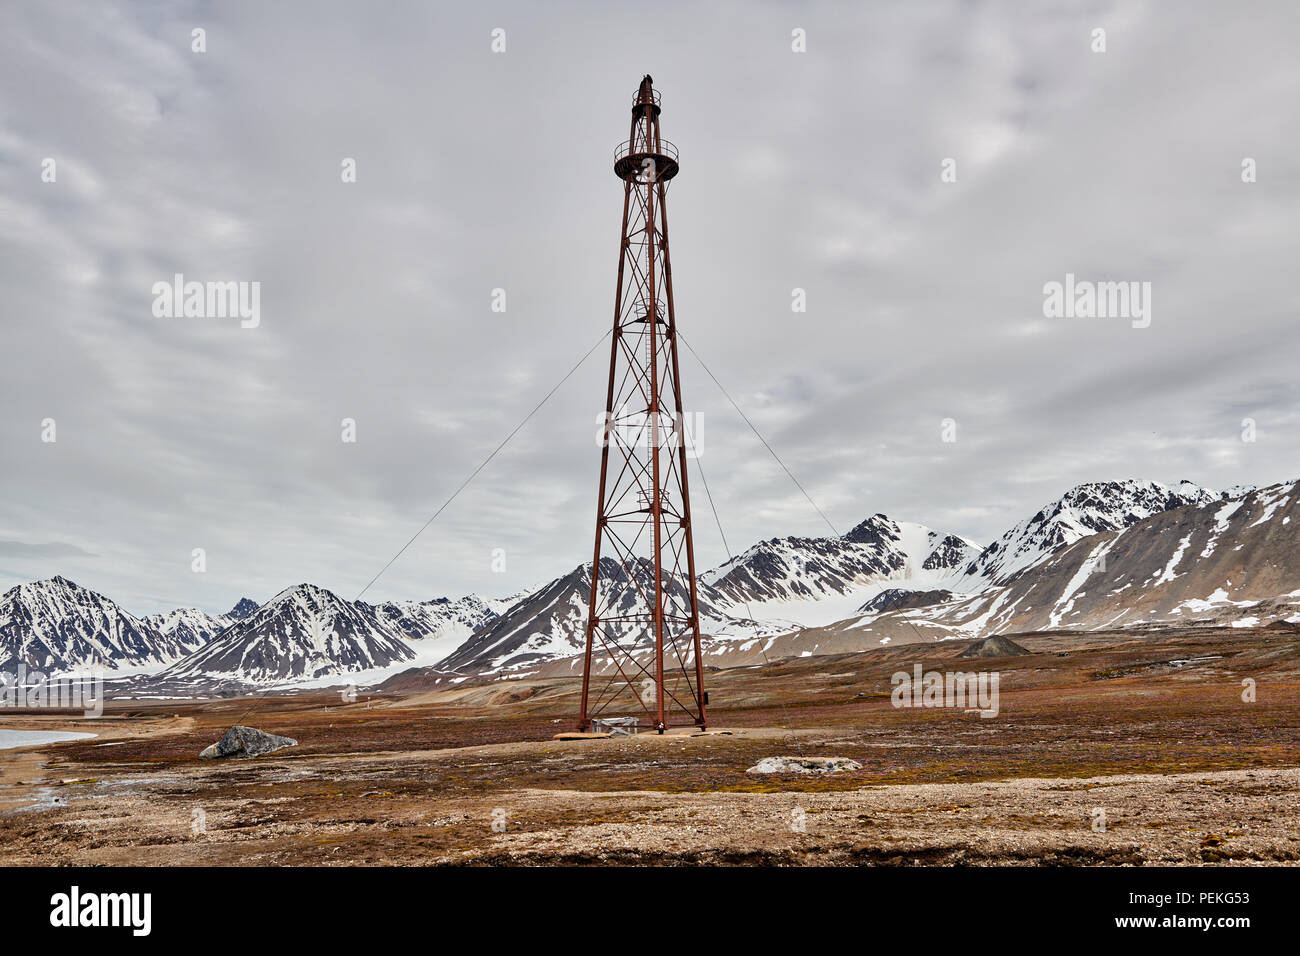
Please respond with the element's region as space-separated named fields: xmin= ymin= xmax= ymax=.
xmin=0 ymin=540 xmax=97 ymax=558
xmin=0 ymin=0 xmax=1296 ymax=616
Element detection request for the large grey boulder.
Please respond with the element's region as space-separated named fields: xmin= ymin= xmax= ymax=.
xmin=747 ymin=756 xmax=862 ymax=774
xmin=200 ymin=725 xmax=298 ymax=759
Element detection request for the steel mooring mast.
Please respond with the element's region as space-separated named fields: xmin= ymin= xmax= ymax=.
xmin=578 ymin=76 xmax=706 ymax=735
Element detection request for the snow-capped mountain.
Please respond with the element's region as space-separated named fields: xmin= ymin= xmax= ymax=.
xmin=432 ymin=480 xmax=1297 ymax=676
xmin=435 ymin=560 xmax=615 ymax=675
xmin=5 ymin=476 xmax=1291 ymax=687
xmin=372 ymin=594 xmax=511 ymax=662
xmin=157 ymin=583 xmax=416 ymax=684
xmin=436 ymin=515 xmax=980 ymax=675
xmin=435 ymin=556 xmax=786 ymax=676
xmin=142 ymin=606 xmax=233 ymax=651
xmin=701 ymin=514 xmax=982 ymax=627
xmin=765 ymin=479 xmax=1300 ymax=658
xmin=0 ymin=572 xmax=505 ymax=687
xmin=0 ymin=576 xmax=202 ymax=672
xmin=957 ymin=479 xmax=1235 ymax=586
xmin=226 ymin=597 xmax=259 ymax=621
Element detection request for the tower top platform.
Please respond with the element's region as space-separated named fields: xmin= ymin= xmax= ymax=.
xmin=613 ymin=75 xmax=680 ymax=182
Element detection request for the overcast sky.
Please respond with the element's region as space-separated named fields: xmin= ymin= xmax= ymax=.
xmin=1 ymin=0 xmax=1297 ymax=616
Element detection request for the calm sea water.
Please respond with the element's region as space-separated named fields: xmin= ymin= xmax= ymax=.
xmin=0 ymin=729 xmax=97 ymax=751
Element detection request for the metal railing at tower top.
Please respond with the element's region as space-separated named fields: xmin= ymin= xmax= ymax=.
xmin=634 ymin=88 xmax=662 ymax=108
xmin=613 ymin=139 xmax=679 ymax=164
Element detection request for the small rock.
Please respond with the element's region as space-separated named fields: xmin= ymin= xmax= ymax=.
xmin=746 ymin=756 xmax=862 ymax=774
xmin=199 ymin=725 xmax=298 ymax=759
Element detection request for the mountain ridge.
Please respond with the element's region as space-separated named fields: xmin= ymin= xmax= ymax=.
xmin=2 ymin=477 xmax=1291 ymax=687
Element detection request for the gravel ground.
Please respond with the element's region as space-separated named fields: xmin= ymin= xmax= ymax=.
xmin=1 ymin=737 xmax=1295 ymax=865
xmin=454 ymin=767 xmax=1300 ymax=866
xmin=1 ymin=628 xmax=1296 ymax=866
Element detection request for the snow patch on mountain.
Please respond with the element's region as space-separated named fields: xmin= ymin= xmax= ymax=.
xmin=1048 ymin=537 xmax=1115 ymax=628
xmin=1248 ymin=481 xmax=1295 ymax=527
xmin=1152 ymin=534 xmax=1193 ymax=586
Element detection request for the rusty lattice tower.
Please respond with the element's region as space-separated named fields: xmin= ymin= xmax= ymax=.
xmin=578 ymin=76 xmax=706 ymax=734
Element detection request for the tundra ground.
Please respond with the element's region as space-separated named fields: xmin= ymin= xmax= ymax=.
xmin=1 ymin=625 xmax=1297 ymax=865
